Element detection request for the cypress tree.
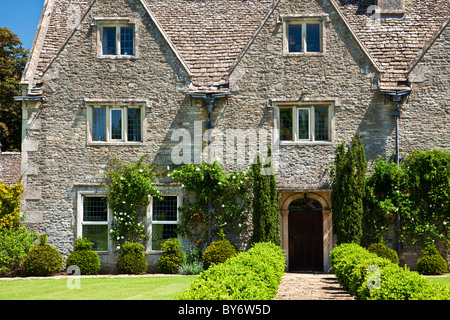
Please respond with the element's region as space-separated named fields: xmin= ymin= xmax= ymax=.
xmin=331 ymin=137 xmax=367 ymax=244
xmin=251 ymin=150 xmax=281 ymax=246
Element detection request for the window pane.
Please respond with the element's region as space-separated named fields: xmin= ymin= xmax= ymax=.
xmin=127 ymin=108 xmax=142 ymax=142
xmin=306 ymin=24 xmax=321 ymax=52
xmin=288 ymin=24 xmax=302 ymax=53
xmin=103 ymin=27 xmax=116 ymax=55
xmin=298 ymin=108 xmax=310 ymax=140
xmin=120 ymin=28 xmax=134 ymax=56
xmin=83 ymin=197 xmax=108 ymax=222
xmin=110 ymin=109 xmax=123 ymax=140
xmin=92 ymin=108 xmax=106 ymax=142
xmin=315 ymin=107 xmax=329 ymax=141
xmin=151 ymin=224 xmax=177 ymax=251
xmin=83 ymin=224 xmax=108 ymax=251
xmin=153 ymin=196 xmax=178 ymax=221
xmin=279 ymin=108 xmax=293 ymax=141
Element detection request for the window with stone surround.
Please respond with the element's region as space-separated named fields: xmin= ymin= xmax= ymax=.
xmin=95 ymin=19 xmax=136 ymax=58
xmin=150 ymin=195 xmax=179 ymax=252
xmin=78 ymin=195 xmax=110 ymax=252
xmin=281 ymin=15 xmax=327 ymax=56
xmin=87 ymin=103 xmax=144 ymax=144
xmin=277 ymin=104 xmax=332 ymax=143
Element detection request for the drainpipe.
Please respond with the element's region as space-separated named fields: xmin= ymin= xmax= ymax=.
xmin=188 ymin=92 xmax=231 ymax=244
xmin=202 ymin=96 xmax=216 ymax=245
xmin=381 ymin=88 xmax=411 ymax=258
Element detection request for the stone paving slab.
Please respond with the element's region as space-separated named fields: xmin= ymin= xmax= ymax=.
xmin=275 ymin=272 xmax=355 ymax=300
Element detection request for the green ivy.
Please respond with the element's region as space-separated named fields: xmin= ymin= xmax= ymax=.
xmin=104 ymin=156 xmax=162 ymax=250
xmin=169 ymin=161 xmax=251 ymax=246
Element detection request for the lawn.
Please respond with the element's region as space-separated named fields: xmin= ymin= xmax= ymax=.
xmin=0 ymin=275 xmax=197 ymax=300
xmin=427 ymin=276 xmax=450 ymax=287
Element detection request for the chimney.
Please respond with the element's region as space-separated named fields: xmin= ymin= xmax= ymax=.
xmin=377 ymin=0 xmax=405 ymax=16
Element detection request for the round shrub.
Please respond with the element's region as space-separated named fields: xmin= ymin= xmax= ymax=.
xmin=65 ymin=238 xmax=101 ymax=275
xmin=367 ymin=242 xmax=399 ymax=265
xmin=23 ymin=234 xmax=63 ymax=277
xmin=202 ymin=233 xmax=237 ymax=270
xmin=417 ymin=244 xmax=448 ymax=275
xmin=158 ymin=238 xmax=184 ymax=274
xmin=116 ymin=242 xmax=147 ymax=274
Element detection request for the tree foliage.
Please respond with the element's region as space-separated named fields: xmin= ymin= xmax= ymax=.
xmin=331 ymin=137 xmax=367 ymax=245
xmin=0 ymin=28 xmax=28 ymax=151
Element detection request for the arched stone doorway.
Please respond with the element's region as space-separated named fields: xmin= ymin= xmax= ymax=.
xmin=288 ymin=198 xmax=323 ymax=271
xmin=279 ymin=192 xmax=332 ymax=272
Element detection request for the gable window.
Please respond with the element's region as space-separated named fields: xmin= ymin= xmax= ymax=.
xmin=282 ymin=16 xmax=326 ymax=55
xmin=98 ymin=22 xmax=135 ymax=57
xmin=87 ymin=103 xmax=144 ymax=144
xmin=277 ymin=105 xmax=332 ymax=143
xmin=81 ymin=196 xmax=110 ymax=252
xmin=151 ymin=195 xmax=179 ymax=251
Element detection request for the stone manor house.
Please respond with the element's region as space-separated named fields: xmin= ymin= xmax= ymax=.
xmin=13 ymin=0 xmax=449 ymax=272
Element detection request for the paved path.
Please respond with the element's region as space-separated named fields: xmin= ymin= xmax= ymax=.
xmin=275 ymin=272 xmax=355 ymax=300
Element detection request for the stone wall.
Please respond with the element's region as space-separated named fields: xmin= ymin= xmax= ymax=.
xmin=0 ymin=152 xmax=21 ymax=186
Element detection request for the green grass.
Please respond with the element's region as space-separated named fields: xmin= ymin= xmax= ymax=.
xmin=427 ymin=276 xmax=450 ymax=287
xmin=0 ymin=275 xmax=197 ymax=300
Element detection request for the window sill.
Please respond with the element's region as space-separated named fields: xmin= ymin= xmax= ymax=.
xmin=280 ymin=141 xmax=333 ymax=146
xmin=283 ymin=52 xmax=324 ymax=57
xmin=88 ymin=142 xmax=145 ymax=147
xmin=97 ymin=55 xmax=138 ymax=60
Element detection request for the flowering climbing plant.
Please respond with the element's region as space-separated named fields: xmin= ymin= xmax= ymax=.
xmin=363 ymin=150 xmax=450 ymax=248
xmin=104 ymin=156 xmax=162 ymax=250
xmin=168 ymin=161 xmax=252 ymax=247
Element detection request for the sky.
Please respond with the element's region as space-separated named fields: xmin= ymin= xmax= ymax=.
xmin=0 ymin=0 xmax=46 ymax=50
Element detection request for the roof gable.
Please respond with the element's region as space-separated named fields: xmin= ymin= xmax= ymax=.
xmin=332 ymin=0 xmax=450 ymax=88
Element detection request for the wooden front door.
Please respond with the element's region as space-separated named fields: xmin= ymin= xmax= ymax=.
xmin=288 ymin=210 xmax=323 ymax=271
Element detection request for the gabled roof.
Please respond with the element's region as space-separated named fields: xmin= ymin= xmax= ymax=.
xmin=331 ymin=0 xmax=450 ymax=89
xmin=23 ymin=0 xmax=449 ymax=94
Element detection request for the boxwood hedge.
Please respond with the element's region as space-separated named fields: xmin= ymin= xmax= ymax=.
xmin=175 ymin=242 xmax=285 ymax=300
xmin=330 ymin=243 xmax=450 ymax=300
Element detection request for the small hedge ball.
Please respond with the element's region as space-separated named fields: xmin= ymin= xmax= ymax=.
xmin=368 ymin=242 xmax=399 ymax=265
xmin=417 ymin=244 xmax=448 ymax=275
xmin=65 ymin=238 xmax=101 ymax=275
xmin=158 ymin=238 xmax=184 ymax=274
xmin=202 ymin=232 xmax=238 ymax=270
xmin=116 ymin=242 xmax=148 ymax=274
xmin=23 ymin=234 xmax=63 ymax=277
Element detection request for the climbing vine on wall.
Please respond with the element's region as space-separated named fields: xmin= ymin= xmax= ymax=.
xmin=168 ymin=161 xmax=252 ymax=247
xmin=104 ymin=156 xmax=162 ymax=250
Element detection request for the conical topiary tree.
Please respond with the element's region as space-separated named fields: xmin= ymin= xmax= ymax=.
xmin=251 ymin=149 xmax=281 ymax=246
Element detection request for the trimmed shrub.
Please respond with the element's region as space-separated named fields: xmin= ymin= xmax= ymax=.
xmin=202 ymin=232 xmax=238 ymax=270
xmin=23 ymin=234 xmax=63 ymax=277
xmin=367 ymin=242 xmax=399 ymax=265
xmin=0 ymin=226 xmax=37 ymax=276
xmin=158 ymin=238 xmax=184 ymax=274
xmin=411 ymin=283 xmax=450 ymax=300
xmin=330 ymin=243 xmax=449 ymax=300
xmin=65 ymin=238 xmax=101 ymax=275
xmin=176 ymin=242 xmax=285 ymax=300
xmin=417 ymin=244 xmax=448 ymax=275
xmin=116 ymin=242 xmax=147 ymax=274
